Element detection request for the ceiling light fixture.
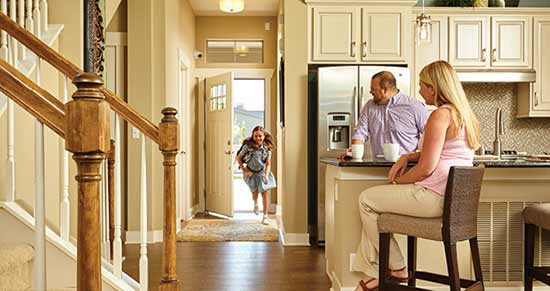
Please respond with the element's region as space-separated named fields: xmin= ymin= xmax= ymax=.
xmin=219 ymin=0 xmax=244 ymax=13
xmin=416 ymin=0 xmax=432 ymax=43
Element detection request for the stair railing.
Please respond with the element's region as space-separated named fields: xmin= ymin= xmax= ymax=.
xmin=0 ymin=9 xmax=179 ymax=291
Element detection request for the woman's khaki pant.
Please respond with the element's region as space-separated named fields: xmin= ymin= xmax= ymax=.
xmin=352 ymin=184 xmax=444 ymax=278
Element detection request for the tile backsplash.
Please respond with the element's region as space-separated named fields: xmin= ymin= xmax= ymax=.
xmin=465 ymin=83 xmax=550 ymax=154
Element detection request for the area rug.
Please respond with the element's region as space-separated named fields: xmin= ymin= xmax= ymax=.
xmin=177 ymin=219 xmax=279 ymax=242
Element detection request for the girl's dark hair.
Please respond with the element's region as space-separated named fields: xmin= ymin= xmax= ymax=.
xmin=245 ymin=125 xmax=274 ymax=150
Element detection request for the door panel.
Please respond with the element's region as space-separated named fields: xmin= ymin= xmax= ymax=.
xmin=205 ymin=72 xmax=234 ymax=217
xmin=534 ymin=17 xmax=550 ymax=112
xmin=312 ymin=6 xmax=359 ymax=62
xmin=362 ymin=8 xmax=408 ymax=62
xmin=491 ymin=16 xmax=532 ymax=68
xmin=449 ymin=17 xmax=488 ymax=68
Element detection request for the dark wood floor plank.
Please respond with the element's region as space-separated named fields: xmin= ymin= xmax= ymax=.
xmin=123 ymin=241 xmax=331 ymax=291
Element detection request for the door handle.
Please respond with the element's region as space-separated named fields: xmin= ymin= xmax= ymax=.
xmin=353 ymin=86 xmax=358 ymax=125
xmin=224 ymin=150 xmax=231 ymax=155
xmin=351 ymin=41 xmax=356 ymax=58
xmin=362 ymin=41 xmax=367 ymax=58
xmin=535 ymin=91 xmax=539 ymax=107
xmin=492 ymin=48 xmax=497 ymax=63
xmin=481 ymin=48 xmax=487 ymax=62
xmin=359 ymin=86 xmax=364 ymax=111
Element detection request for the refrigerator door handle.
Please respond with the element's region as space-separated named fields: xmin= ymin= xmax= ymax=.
xmin=353 ymin=86 xmax=358 ymax=125
xmin=359 ymin=86 xmax=365 ymax=112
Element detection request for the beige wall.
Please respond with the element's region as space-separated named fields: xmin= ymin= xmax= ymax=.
xmin=107 ymin=0 xmax=128 ymax=33
xmin=127 ymin=0 xmax=195 ymax=232
xmin=282 ymin=0 xmax=308 ymax=234
xmin=195 ymin=16 xmax=277 ymax=69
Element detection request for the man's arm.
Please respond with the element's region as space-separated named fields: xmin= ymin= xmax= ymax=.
xmin=416 ymin=102 xmax=430 ymax=134
xmin=351 ymin=104 xmax=370 ymax=144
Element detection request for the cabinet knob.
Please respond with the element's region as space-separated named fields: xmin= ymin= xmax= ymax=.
xmin=351 ymin=41 xmax=357 ymax=58
xmin=535 ymin=91 xmax=539 ymax=107
xmin=481 ymin=48 xmax=487 ymax=62
xmin=492 ymin=48 xmax=497 ymax=63
xmin=362 ymin=41 xmax=367 ymax=58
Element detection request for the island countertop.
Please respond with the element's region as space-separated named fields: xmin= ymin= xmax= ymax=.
xmin=320 ymin=157 xmax=550 ymax=168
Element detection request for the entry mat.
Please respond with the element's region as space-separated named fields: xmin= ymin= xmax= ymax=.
xmin=177 ymin=218 xmax=279 ymax=242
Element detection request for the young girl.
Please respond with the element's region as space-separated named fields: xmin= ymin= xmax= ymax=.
xmin=236 ymin=126 xmax=276 ymax=224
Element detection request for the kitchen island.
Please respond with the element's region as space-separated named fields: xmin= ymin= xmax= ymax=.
xmin=321 ymin=157 xmax=550 ymax=291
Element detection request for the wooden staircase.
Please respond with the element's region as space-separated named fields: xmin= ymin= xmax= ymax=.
xmin=0 ymin=7 xmax=180 ymax=291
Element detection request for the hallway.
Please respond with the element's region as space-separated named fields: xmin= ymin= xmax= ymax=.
xmin=123 ymin=241 xmax=330 ymax=290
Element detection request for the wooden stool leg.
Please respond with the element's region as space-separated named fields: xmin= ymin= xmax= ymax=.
xmin=525 ymin=223 xmax=536 ymax=291
xmin=379 ymin=232 xmax=391 ymax=291
xmin=408 ymin=236 xmax=417 ymax=288
xmin=469 ymin=237 xmax=484 ymax=288
xmin=444 ymin=242 xmax=461 ymax=291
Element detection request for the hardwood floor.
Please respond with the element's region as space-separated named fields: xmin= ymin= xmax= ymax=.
xmin=123 ymin=237 xmax=331 ymax=291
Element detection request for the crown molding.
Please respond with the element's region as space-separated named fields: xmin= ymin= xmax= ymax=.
xmin=304 ymin=0 xmax=416 ymax=5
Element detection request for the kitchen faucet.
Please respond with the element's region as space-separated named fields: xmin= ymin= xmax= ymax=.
xmin=493 ymin=108 xmax=505 ymax=159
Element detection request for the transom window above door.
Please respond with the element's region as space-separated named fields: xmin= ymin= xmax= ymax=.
xmin=206 ymin=40 xmax=264 ymax=64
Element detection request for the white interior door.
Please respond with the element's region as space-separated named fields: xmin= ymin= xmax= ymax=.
xmin=205 ymin=72 xmax=234 ymax=217
xmin=177 ymin=54 xmax=190 ymax=223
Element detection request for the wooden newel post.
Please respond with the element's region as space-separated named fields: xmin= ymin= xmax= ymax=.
xmin=65 ymin=73 xmax=110 ymax=291
xmin=159 ymin=107 xmax=179 ymax=291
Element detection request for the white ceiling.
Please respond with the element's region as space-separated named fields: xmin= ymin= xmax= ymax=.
xmin=189 ymin=0 xmax=280 ymax=16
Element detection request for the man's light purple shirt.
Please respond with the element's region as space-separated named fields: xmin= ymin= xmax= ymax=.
xmin=352 ymin=92 xmax=429 ymax=157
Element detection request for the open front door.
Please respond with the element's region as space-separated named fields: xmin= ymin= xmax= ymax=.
xmin=205 ymin=72 xmax=234 ymax=217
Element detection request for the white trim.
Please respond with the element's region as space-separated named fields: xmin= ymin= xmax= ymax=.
xmin=187 ymin=204 xmax=199 ymax=220
xmin=177 ymin=48 xmax=192 ymax=226
xmin=277 ymin=214 xmax=310 ymax=246
xmin=125 ymin=230 xmax=163 ymax=244
xmin=106 ymin=32 xmax=128 ymax=46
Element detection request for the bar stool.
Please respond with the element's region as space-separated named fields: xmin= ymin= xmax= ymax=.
xmin=377 ymin=165 xmax=485 ymax=291
xmin=523 ymin=203 xmax=550 ymax=290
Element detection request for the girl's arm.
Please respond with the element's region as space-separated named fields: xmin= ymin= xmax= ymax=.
xmin=265 ymin=156 xmax=271 ymax=177
xmin=237 ymin=153 xmax=251 ymax=177
xmin=394 ymin=108 xmax=450 ymax=184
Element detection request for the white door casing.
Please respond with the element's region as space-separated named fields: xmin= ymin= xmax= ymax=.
xmin=177 ymin=49 xmax=191 ymax=222
xmin=205 ymin=72 xmax=234 ymax=217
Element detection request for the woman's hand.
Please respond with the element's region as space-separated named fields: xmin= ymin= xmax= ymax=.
xmin=388 ymin=155 xmax=408 ymax=183
xmin=263 ymin=175 xmax=269 ymax=184
xmin=243 ymin=169 xmax=253 ymax=177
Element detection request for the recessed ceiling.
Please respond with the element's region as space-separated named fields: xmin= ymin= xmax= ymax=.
xmin=190 ymin=0 xmax=280 ymax=16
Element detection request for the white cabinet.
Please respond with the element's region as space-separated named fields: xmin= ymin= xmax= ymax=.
xmin=311 ymin=7 xmax=360 ymax=62
xmin=517 ymin=16 xmax=550 ymax=118
xmin=310 ymin=6 xmax=409 ymax=63
xmin=449 ymin=16 xmax=532 ymax=69
xmin=361 ymin=7 xmax=408 ymax=62
xmin=491 ymin=16 xmax=532 ymax=68
xmin=412 ymin=15 xmax=448 ymax=101
xmin=449 ymin=16 xmax=489 ymax=68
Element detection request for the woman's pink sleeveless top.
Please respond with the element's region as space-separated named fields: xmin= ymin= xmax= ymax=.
xmin=415 ymin=109 xmax=474 ymax=196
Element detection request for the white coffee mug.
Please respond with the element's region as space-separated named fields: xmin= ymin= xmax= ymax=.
xmin=383 ymin=143 xmax=400 ymax=162
xmin=351 ymin=144 xmax=364 ymax=161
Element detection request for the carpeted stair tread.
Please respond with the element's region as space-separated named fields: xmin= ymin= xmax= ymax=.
xmin=0 ymin=243 xmax=34 ymax=274
xmin=0 ymin=273 xmax=30 ymax=291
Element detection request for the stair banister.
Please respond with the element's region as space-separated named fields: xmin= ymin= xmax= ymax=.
xmin=17 ymin=0 xmax=25 ymax=60
xmin=140 ymin=131 xmax=149 ymax=291
xmin=113 ymin=114 xmax=123 ymax=278
xmin=32 ymin=0 xmax=40 ymax=37
xmin=66 ymin=72 xmax=110 ymax=291
xmin=39 ymin=0 xmax=47 ymax=35
xmin=25 ymin=0 xmax=33 ymax=34
xmin=108 ymin=139 xmax=115 ymax=260
xmin=9 ymin=0 xmax=17 ymax=61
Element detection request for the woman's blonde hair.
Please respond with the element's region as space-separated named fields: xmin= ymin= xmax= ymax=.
xmin=419 ymin=60 xmax=480 ymax=149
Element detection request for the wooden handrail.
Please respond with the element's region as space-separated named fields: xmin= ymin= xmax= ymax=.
xmin=0 ymin=58 xmax=65 ymax=138
xmin=0 ymin=12 xmax=160 ymax=144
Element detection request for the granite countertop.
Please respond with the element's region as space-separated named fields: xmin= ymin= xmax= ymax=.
xmin=320 ymin=157 xmax=550 ymax=168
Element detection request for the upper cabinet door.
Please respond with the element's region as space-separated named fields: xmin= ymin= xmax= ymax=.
xmin=362 ymin=7 xmax=408 ymax=63
xmin=449 ymin=16 xmax=489 ymax=68
xmin=534 ymin=16 xmax=550 ymax=112
xmin=312 ymin=7 xmax=360 ymax=62
xmin=491 ymin=16 xmax=532 ymax=68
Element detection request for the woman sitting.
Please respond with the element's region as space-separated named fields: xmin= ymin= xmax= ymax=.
xmin=353 ymin=60 xmax=481 ymax=291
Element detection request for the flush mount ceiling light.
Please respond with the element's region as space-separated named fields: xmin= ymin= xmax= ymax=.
xmin=416 ymin=0 xmax=432 ymax=43
xmin=219 ymin=0 xmax=244 ymax=13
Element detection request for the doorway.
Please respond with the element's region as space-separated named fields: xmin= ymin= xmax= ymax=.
xmin=232 ymin=79 xmax=266 ymax=214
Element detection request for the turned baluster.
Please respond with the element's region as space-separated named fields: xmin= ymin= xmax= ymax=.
xmin=108 ymin=139 xmax=115 ymax=260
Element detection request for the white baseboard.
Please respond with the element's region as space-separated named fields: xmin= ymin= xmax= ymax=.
xmin=125 ymin=230 xmax=163 ymax=244
xmin=277 ymin=214 xmax=310 ymax=246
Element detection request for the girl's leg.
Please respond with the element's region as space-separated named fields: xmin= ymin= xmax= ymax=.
xmin=261 ymin=191 xmax=269 ymax=224
xmin=252 ymin=192 xmax=259 ymax=215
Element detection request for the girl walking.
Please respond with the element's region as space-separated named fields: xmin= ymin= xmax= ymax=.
xmin=236 ymin=126 xmax=276 ymax=224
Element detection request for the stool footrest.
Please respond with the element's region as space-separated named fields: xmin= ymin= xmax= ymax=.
xmin=465 ymin=281 xmax=483 ymax=291
xmin=380 ymin=283 xmax=432 ymax=291
xmin=532 ymin=267 xmax=550 ymax=285
xmin=416 ymin=271 xmax=477 ymax=288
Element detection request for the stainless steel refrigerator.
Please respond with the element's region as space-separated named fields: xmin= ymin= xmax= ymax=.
xmin=316 ymin=65 xmax=410 ymax=243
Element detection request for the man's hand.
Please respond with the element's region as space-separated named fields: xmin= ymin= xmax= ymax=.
xmin=337 ymin=148 xmax=352 ymax=160
xmin=388 ymin=155 xmax=408 ymax=183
